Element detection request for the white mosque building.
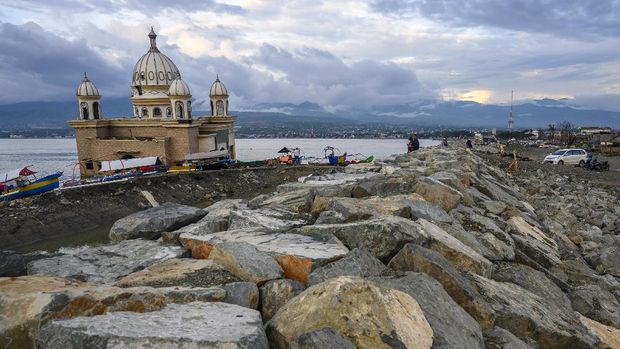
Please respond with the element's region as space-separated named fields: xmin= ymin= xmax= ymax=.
xmin=70 ymin=28 xmax=236 ymax=176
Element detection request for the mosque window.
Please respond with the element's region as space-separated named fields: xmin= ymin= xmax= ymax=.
xmin=140 ymin=72 xmax=145 ymax=80
xmin=153 ymin=107 xmax=162 ymax=118
xmin=142 ymin=108 xmax=149 ymax=118
xmin=134 ymin=107 xmax=139 ymax=117
xmin=216 ymin=100 xmax=224 ymax=116
xmin=148 ymin=71 xmax=155 ymax=80
xmin=166 ymin=107 xmax=172 ymax=117
xmin=158 ymin=72 xmax=165 ymax=81
xmin=80 ymin=102 xmax=89 ymax=119
xmin=176 ymin=101 xmax=184 ymax=119
xmin=93 ymin=102 xmax=100 ymax=119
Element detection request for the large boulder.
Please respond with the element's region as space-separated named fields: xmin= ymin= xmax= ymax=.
xmin=597 ymin=245 xmax=620 ymax=277
xmin=371 ymin=272 xmax=485 ymax=349
xmin=294 ymin=216 xmax=427 ymax=261
xmin=491 ymin=262 xmax=572 ymax=310
xmin=248 ymin=189 xmax=315 ymax=213
xmin=39 ymin=302 xmax=269 ymax=349
xmin=569 ymin=284 xmax=620 ymax=328
xmin=414 ymin=176 xmax=464 ymax=211
xmin=115 ymin=258 xmax=241 ymax=288
xmin=406 ymin=199 xmax=453 ymax=223
xmin=0 ymin=275 xmax=227 ymax=348
xmin=28 ymin=239 xmax=187 ymax=284
xmin=180 ymin=229 xmax=348 ymax=283
xmin=507 ymin=216 xmax=561 ymax=268
xmin=260 ymin=279 xmax=305 ymax=321
xmin=470 ymin=274 xmax=600 ymax=348
xmin=222 ymin=282 xmax=260 ymax=309
xmin=307 ymin=248 xmax=390 ymax=286
xmin=109 ymin=202 xmax=206 ymax=242
xmin=208 ymin=241 xmax=284 ymax=285
xmin=228 ymin=207 xmax=312 ymax=232
xmin=265 ymin=276 xmax=433 ymax=349
xmin=387 ymin=244 xmax=494 ymax=327
xmin=318 ymin=195 xmax=414 ymax=222
xmin=0 ymin=250 xmax=55 ymax=277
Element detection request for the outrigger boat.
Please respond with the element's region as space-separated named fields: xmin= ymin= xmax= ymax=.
xmin=0 ymin=167 xmax=62 ymax=201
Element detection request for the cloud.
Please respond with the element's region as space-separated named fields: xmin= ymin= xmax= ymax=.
xmin=371 ymin=0 xmax=620 ymax=39
xmin=0 ymin=21 xmax=126 ymax=102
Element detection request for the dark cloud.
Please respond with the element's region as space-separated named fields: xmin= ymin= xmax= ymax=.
xmin=0 ymin=21 xmax=127 ymax=102
xmin=371 ymin=0 xmax=620 ymax=39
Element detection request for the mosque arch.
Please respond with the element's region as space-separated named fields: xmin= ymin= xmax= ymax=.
xmin=93 ymin=102 xmax=100 ymax=119
xmin=153 ymin=107 xmax=162 ymax=118
xmin=176 ymin=101 xmax=184 ymax=119
xmin=81 ymin=102 xmax=89 ymax=119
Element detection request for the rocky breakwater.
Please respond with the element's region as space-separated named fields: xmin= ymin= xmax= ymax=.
xmin=1 ymin=147 xmax=619 ymax=348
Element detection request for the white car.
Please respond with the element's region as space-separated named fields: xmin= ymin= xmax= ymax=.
xmin=543 ymin=148 xmax=588 ymax=166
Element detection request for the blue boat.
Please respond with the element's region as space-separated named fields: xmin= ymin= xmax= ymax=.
xmin=0 ymin=168 xmax=63 ymax=201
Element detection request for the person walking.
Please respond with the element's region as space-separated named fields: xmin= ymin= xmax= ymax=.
xmin=442 ymin=137 xmax=448 ymax=147
xmin=292 ymin=147 xmax=301 ymax=165
xmin=466 ymin=139 xmax=473 ymax=148
xmin=408 ymin=133 xmax=420 ymax=153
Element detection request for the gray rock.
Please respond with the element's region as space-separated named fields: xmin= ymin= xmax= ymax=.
xmin=0 ymin=250 xmax=25 ymax=277
xmin=38 ymin=302 xmax=269 ymax=349
xmin=260 ymin=279 xmax=305 ymax=321
xmin=492 ymin=262 xmax=572 ymax=310
xmin=483 ymin=200 xmax=508 ymax=215
xmin=598 ymin=245 xmax=620 ymax=277
xmin=297 ymin=328 xmax=356 ymax=349
xmin=470 ymin=274 xmax=600 ymax=349
xmin=353 ymin=174 xmax=417 ymax=197
xmin=406 ymin=199 xmax=454 ymax=223
xmin=414 ymin=176 xmax=464 ymax=211
xmin=248 ymin=189 xmax=315 ymax=213
xmin=387 ymin=243 xmax=493 ymax=326
xmin=223 ymin=281 xmax=259 ymax=309
xmin=568 ymin=284 xmax=620 ymax=328
xmin=228 ymin=208 xmax=312 ymax=232
xmin=314 ymin=210 xmax=346 ymax=224
xmin=294 ymin=216 xmax=427 ymax=261
xmin=484 ymin=327 xmax=535 ymax=349
xmin=109 ymin=202 xmax=206 ymax=242
xmin=371 ymin=272 xmax=485 ymax=349
xmin=28 ymin=239 xmax=187 ymax=284
xmin=208 ymin=241 xmax=283 ymax=285
xmin=307 ymin=248 xmax=389 ymax=286
xmin=0 ymin=250 xmax=55 ymax=277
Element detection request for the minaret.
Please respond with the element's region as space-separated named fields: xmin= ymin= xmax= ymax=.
xmin=76 ymin=72 xmax=102 ymax=120
xmin=209 ymin=75 xmax=229 ymax=117
xmin=148 ymin=26 xmax=159 ymax=52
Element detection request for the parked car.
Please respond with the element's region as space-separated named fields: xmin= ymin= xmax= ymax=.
xmin=543 ymin=148 xmax=588 ymax=166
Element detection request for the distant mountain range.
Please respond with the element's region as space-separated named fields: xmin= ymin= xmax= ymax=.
xmin=1 ymin=97 xmax=618 ymax=129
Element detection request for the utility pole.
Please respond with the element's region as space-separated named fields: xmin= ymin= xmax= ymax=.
xmin=508 ymin=90 xmax=515 ymax=130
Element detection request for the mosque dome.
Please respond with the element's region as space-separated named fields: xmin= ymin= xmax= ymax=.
xmin=209 ymin=76 xmax=228 ymax=96
xmin=131 ymin=27 xmax=181 ymax=87
xmin=76 ymin=72 xmax=100 ymax=96
xmin=168 ymin=78 xmax=191 ymax=97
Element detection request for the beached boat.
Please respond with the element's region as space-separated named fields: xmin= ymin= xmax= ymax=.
xmin=0 ymin=167 xmax=62 ymax=201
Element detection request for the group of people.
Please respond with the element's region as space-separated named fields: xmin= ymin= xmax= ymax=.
xmin=407 ymin=133 xmax=473 ymax=153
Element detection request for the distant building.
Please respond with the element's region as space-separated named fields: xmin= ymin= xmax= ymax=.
xmin=579 ymin=126 xmax=612 ymax=136
xmin=70 ymin=28 xmax=236 ymax=177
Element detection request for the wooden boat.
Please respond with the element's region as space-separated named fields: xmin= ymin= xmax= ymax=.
xmin=0 ymin=167 xmax=62 ymax=201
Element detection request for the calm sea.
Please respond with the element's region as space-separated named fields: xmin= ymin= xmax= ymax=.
xmin=0 ymin=138 xmax=439 ymax=179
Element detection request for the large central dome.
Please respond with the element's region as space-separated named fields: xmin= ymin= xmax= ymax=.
xmin=131 ymin=28 xmax=181 ymax=87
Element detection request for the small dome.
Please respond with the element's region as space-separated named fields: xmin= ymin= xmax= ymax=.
xmin=168 ymin=78 xmax=191 ymax=97
xmin=76 ymin=73 xmax=100 ymax=97
xmin=131 ymin=28 xmax=181 ymax=87
xmin=209 ymin=76 xmax=228 ymax=96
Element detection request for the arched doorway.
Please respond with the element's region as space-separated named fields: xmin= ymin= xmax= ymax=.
xmin=81 ymin=102 xmax=89 ymax=119
xmin=176 ymin=101 xmax=184 ymax=119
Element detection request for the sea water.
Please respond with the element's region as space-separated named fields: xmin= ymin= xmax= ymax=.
xmin=0 ymin=138 xmax=440 ymax=178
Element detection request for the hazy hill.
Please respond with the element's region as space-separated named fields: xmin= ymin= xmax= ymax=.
xmin=1 ymin=98 xmax=618 ymax=129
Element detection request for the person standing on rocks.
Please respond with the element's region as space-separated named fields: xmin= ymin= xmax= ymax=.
xmin=466 ymin=139 xmax=473 ymax=148
xmin=442 ymin=137 xmax=448 ymax=147
xmin=408 ymin=133 xmax=420 ymax=153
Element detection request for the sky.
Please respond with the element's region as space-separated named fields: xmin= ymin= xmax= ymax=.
xmin=1 ymin=0 xmax=619 ymax=112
